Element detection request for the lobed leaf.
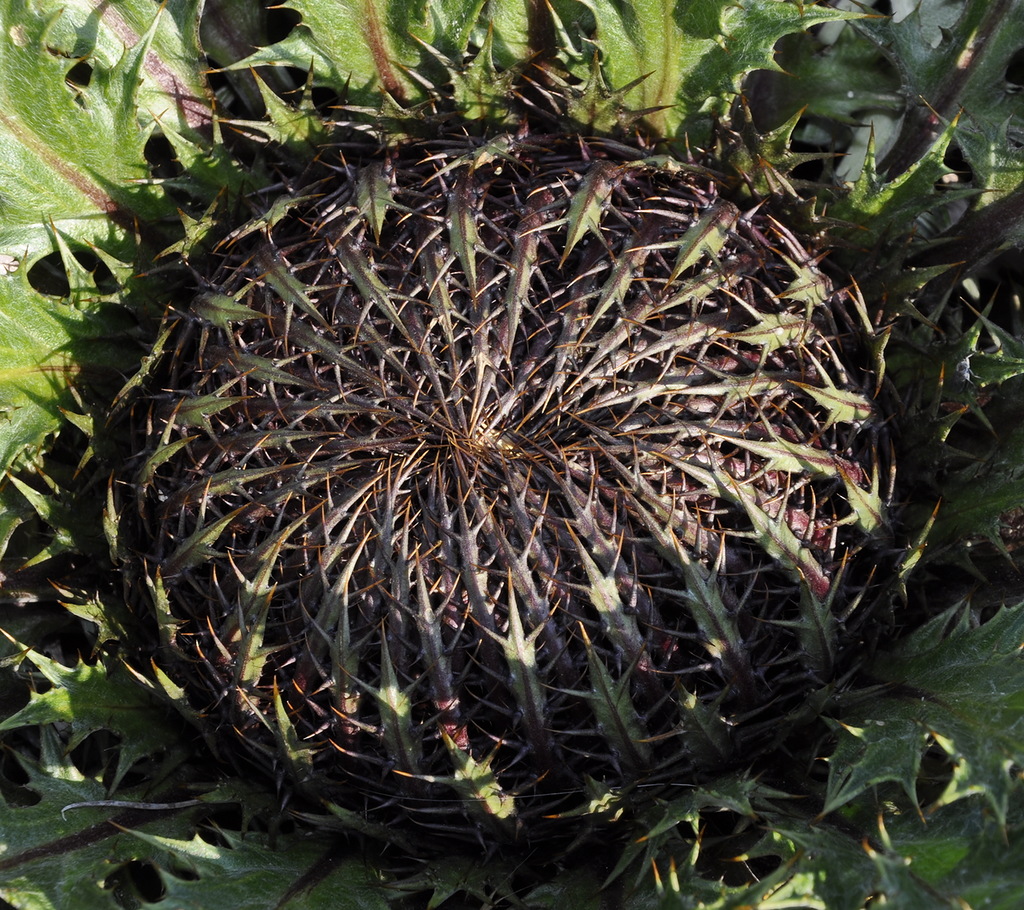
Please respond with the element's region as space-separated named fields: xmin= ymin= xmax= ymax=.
xmin=827 ymin=605 xmax=1024 ymax=826
xmin=0 ymin=0 xmax=208 ymax=261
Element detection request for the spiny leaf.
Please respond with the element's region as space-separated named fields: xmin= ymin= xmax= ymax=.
xmin=373 ymin=637 xmax=422 ymax=775
xmin=665 ymin=199 xmax=739 ymax=282
xmin=235 ymin=1 xmax=864 ymax=143
xmin=448 ymin=176 xmax=480 ymax=295
xmin=862 ymin=0 xmax=1024 ymax=185
xmin=0 ymin=639 xmax=181 ymax=791
xmin=225 ymin=0 xmax=482 ymax=107
xmin=356 ymin=161 xmax=396 ymax=243
xmin=824 ymin=712 xmax=927 ymax=814
xmin=830 ymin=118 xmax=961 ymax=257
xmin=586 ymin=0 xmax=864 ymax=141
xmin=880 ymin=789 xmax=1024 ymax=910
xmin=0 ymin=0 xmax=204 ymax=260
xmin=115 ymin=829 xmax=392 ymax=910
xmin=0 ymin=739 xmax=200 ymax=910
xmin=493 ymin=583 xmax=551 ymax=764
xmin=827 ymin=605 xmax=1024 ymax=825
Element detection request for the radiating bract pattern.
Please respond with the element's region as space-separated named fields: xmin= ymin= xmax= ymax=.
xmin=125 ymin=132 xmax=893 ymax=844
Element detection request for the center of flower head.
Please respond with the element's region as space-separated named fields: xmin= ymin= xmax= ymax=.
xmin=129 ymin=131 xmax=893 ymax=843
xmin=458 ymin=420 xmax=515 ymax=455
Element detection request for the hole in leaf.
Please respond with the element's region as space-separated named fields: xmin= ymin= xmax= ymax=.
xmin=2 ymin=784 xmax=42 ymax=808
xmin=128 ymin=861 xmax=165 ymax=904
xmin=786 ymin=116 xmax=850 ymax=184
xmin=940 ymin=142 xmax=973 ymax=187
xmin=976 ymin=252 xmax=1024 ymax=335
xmin=200 ymin=2 xmax=301 ymax=120
xmin=0 ymin=746 xmax=31 ymax=787
xmin=69 ymin=730 xmax=122 ymax=779
xmin=0 ymin=746 xmax=41 ymax=808
xmin=311 ymin=84 xmax=341 ymax=112
xmin=788 ymin=147 xmax=828 ymax=183
xmin=36 ymin=621 xmax=99 ymax=669
xmin=265 ymin=64 xmax=340 ymax=115
xmin=27 ymin=252 xmax=70 ymax=297
xmin=916 ymin=739 xmax=956 ymax=807
xmin=65 ymin=60 xmax=92 ymax=87
xmin=144 ymin=134 xmax=183 ymax=180
xmin=0 ymin=739 xmax=42 ymax=788
xmin=196 ymin=804 xmax=246 ymax=846
xmin=26 ymin=249 xmax=118 ymax=298
xmin=263 ymin=65 xmax=312 ymax=109
xmin=104 ymin=860 xmax=166 ymax=907
xmin=77 ymin=249 xmax=118 ymax=294
xmin=1006 ymin=48 xmax=1024 ymax=89
xmin=266 ymin=4 xmax=301 ymax=42
xmin=0 ymin=668 xmax=30 ymax=718
xmin=204 ymin=67 xmax=250 ymax=119
xmin=694 ymin=807 xmax=780 ymax=886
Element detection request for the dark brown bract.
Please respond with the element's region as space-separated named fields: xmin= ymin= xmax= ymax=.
xmin=119 ymin=132 xmax=894 ymax=844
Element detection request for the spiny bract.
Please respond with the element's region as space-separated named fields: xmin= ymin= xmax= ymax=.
xmin=120 ymin=127 xmax=894 ymax=845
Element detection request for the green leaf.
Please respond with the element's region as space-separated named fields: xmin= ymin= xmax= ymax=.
xmin=0 ymin=642 xmax=182 ymax=790
xmin=437 ymin=732 xmax=517 ymax=829
xmin=0 ymin=0 xmax=211 ymax=262
xmin=828 ymin=605 xmax=1024 ymax=825
xmin=560 ymin=160 xmax=620 ymax=266
xmin=0 ymin=270 xmax=135 ymax=483
xmin=0 ymin=738 xmax=391 ymax=910
xmin=883 ymin=790 xmax=1024 ymax=910
xmin=831 ymin=114 xmax=960 ymax=255
xmin=578 ymin=628 xmax=652 ymax=774
xmin=230 ymin=0 xmax=484 ymax=107
xmin=864 ymin=0 xmax=1024 ymax=181
xmin=126 ymin=830 xmax=391 ymax=910
xmin=585 ymin=0 xmax=863 ymax=141
xmin=844 ymin=0 xmax=1024 ymax=267
xmin=824 ymin=711 xmax=927 ymax=815
xmin=233 ymin=0 xmax=861 ymax=143
xmin=0 ymin=744 xmax=198 ymax=910
xmin=0 ymin=0 xmax=236 ymax=490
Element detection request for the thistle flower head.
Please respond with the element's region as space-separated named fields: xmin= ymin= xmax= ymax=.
xmin=119 ymin=128 xmax=894 ymax=844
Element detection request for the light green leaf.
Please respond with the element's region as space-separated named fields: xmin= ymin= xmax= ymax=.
xmin=439 ymin=732 xmax=517 ymax=827
xmin=579 ymin=637 xmax=652 ymax=774
xmin=0 ymin=270 xmax=135 ymax=482
xmin=585 ymin=0 xmax=863 ymax=140
xmin=560 ymin=160 xmax=620 ymax=266
xmin=233 ymin=0 xmax=861 ymax=142
xmin=230 ymin=0 xmax=484 ymax=106
xmin=883 ymin=789 xmax=1024 ymax=910
xmin=0 ymin=0 xmax=210 ymax=261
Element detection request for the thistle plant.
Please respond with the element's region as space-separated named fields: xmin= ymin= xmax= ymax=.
xmin=2 ymin=1 xmax=1024 ymax=907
